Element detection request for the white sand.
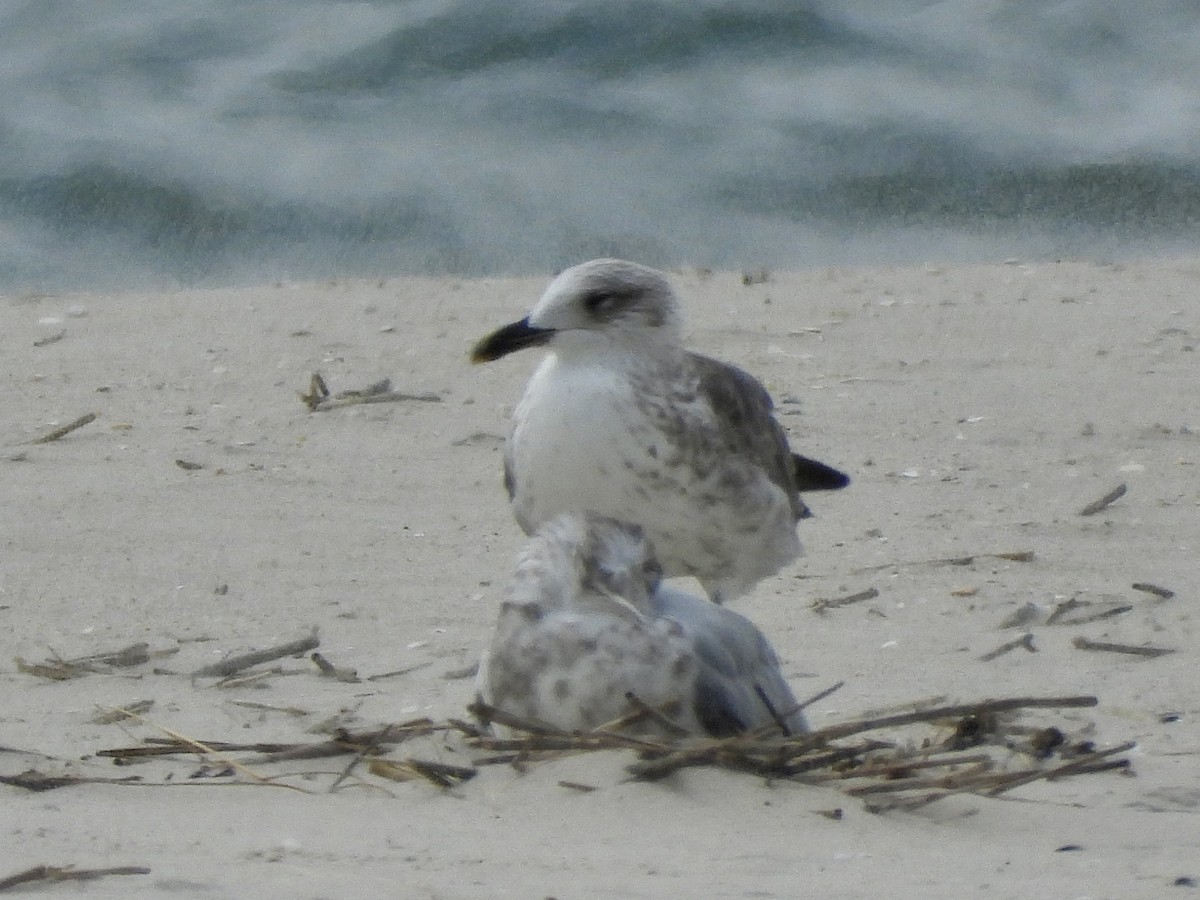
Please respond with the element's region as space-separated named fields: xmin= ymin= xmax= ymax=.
xmin=2 ymin=260 xmax=1197 ymax=898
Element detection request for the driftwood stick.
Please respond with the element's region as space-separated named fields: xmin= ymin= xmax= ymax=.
xmin=1131 ymin=582 xmax=1175 ymax=600
xmin=99 ymin=740 xmax=300 ymax=759
xmin=844 ymin=760 xmax=995 ymax=796
xmin=326 ymin=728 xmax=400 ymax=792
xmin=468 ymin=700 xmax=668 ymax=748
xmin=630 ymin=741 xmax=869 ymax=782
xmin=812 ymin=751 xmax=994 ymax=783
xmin=0 ymin=865 xmax=150 ymax=892
xmin=811 ymin=588 xmax=878 ymax=613
xmin=859 ymin=742 xmax=1133 ymax=810
xmin=985 ymin=741 xmax=1137 ymax=796
xmin=795 ymin=681 xmax=845 ymax=715
xmin=468 ymin=700 xmax=568 ymax=736
xmin=811 ymin=695 xmax=1098 ymax=743
xmin=27 ymin=413 xmax=99 ymax=445
xmin=1079 ymin=482 xmax=1127 ymax=516
xmin=68 ymin=642 xmax=156 ymax=668
xmin=192 ymin=630 xmax=320 ymax=678
xmin=853 ymin=551 xmax=1034 ymax=574
xmin=618 ymin=693 xmax=692 ymax=737
xmin=590 ymin=706 xmax=660 ymax=735
xmin=1072 ymin=637 xmax=1174 ymax=659
xmin=225 ymin=700 xmax=309 ymax=717
xmin=366 ymin=661 xmax=434 ymax=682
xmin=367 ymin=758 xmax=476 ymax=788
xmin=300 ymin=373 xmax=441 ymax=412
xmin=32 ymin=329 xmax=67 ymax=348
xmin=1045 ymin=598 xmax=1082 ymax=626
xmin=461 ymin=690 xmax=1129 ymax=806
xmin=472 ymin=695 xmax=1101 ymax=755
xmin=310 ymin=390 xmax=443 ymax=412
xmin=979 ymin=633 xmax=1037 ymax=662
xmin=101 ymin=706 xmax=300 ymax=788
xmin=742 ymin=681 xmax=846 ymax=739
xmin=311 ymin=652 xmax=359 ymax=683
xmin=1053 ymin=603 xmax=1132 ymax=627
xmin=0 ymin=771 xmax=144 ymax=792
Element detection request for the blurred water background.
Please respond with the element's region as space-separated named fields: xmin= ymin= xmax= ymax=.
xmin=3 ymin=0 xmax=1199 ymax=292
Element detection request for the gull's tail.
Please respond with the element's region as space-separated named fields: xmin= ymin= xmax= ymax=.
xmin=792 ymin=454 xmax=850 ymax=492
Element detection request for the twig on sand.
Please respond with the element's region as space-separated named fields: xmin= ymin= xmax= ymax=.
xmin=851 ymin=741 xmax=1135 ymax=812
xmin=0 ymin=771 xmax=144 ymax=792
xmin=75 ymin=691 xmax=1128 ymax=810
xmin=775 ymin=695 xmax=1097 ymax=743
xmin=1072 ymin=637 xmax=1175 ymax=659
xmin=852 ymin=550 xmax=1033 ymax=574
xmin=211 ymin=668 xmax=288 ymax=689
xmin=99 ymin=706 xmax=309 ymax=792
xmin=91 ymin=700 xmax=155 ymax=725
xmin=795 ymin=681 xmax=845 ymax=715
xmin=300 ymin=372 xmax=441 ymax=412
xmin=99 ymin=721 xmax=448 ymax=767
xmin=1131 ymin=582 xmax=1175 ymax=600
xmin=95 ymin=717 xmax=468 ymax=792
xmin=15 ymin=657 xmax=86 ymax=681
xmin=619 ymin=693 xmax=693 ymax=737
xmin=99 ymin=739 xmax=300 ymax=760
xmin=979 ymin=633 xmax=1037 ymax=662
xmin=811 ymin=588 xmax=878 ymax=613
xmin=0 ymin=864 xmax=150 ymax=892
xmin=32 ymin=329 xmax=67 ymax=347
xmin=226 ymin=700 xmax=310 ymax=717
xmin=311 ymin=652 xmax=360 ymax=683
xmin=1046 ymin=599 xmax=1132 ymax=626
xmin=465 ymin=693 xmax=1123 ymax=803
xmin=366 ymin=661 xmax=435 ymax=682
xmin=191 ymin=629 xmax=320 ymax=678
xmin=367 ymin=758 xmax=476 ymax=789
xmin=16 ymin=642 xmax=177 ymax=681
xmin=1079 ymin=482 xmax=1127 ymax=516
xmin=558 ymin=779 xmax=598 ymax=793
xmin=469 ymin=700 xmax=660 ymax=750
xmin=28 ymin=412 xmax=98 ymax=444
xmin=328 ymin=729 xmax=396 ymax=793
xmin=983 ymin=741 xmax=1136 ymax=797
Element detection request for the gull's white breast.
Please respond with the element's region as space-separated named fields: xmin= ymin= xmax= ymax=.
xmin=509 ymin=353 xmax=649 ymax=525
xmin=507 ymin=352 xmax=799 ymax=595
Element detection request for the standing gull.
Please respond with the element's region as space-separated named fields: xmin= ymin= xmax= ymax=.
xmin=476 ymin=512 xmax=808 ymax=736
xmin=471 ymin=258 xmax=848 ymax=602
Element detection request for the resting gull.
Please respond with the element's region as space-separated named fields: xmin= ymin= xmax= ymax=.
xmin=471 ymin=258 xmax=848 ymax=602
xmin=476 ymin=512 xmax=808 ymax=736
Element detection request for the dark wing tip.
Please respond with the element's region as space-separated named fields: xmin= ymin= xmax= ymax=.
xmin=503 ymin=454 xmax=517 ymax=501
xmin=792 ymin=454 xmax=850 ymax=492
xmin=693 ymin=675 xmax=751 ymax=737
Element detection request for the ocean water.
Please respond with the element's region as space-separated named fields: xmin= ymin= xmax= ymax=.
xmin=2 ymin=0 xmax=1199 ymax=292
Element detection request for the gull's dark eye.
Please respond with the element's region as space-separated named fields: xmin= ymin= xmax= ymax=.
xmin=583 ymin=291 xmax=618 ymax=315
xmin=582 ymin=285 xmax=643 ymax=321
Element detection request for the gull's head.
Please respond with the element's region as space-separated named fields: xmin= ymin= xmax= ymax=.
xmin=526 ymin=512 xmax=663 ymax=608
xmin=577 ymin=512 xmax=664 ymax=606
xmin=471 ymin=259 xmax=682 ymax=363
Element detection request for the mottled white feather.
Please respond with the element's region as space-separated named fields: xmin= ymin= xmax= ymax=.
xmin=476 ymin=512 xmax=807 ymax=736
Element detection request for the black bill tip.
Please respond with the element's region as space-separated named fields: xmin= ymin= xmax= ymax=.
xmin=470 ymin=316 xmax=555 ymax=363
xmin=792 ymin=454 xmax=851 ymax=492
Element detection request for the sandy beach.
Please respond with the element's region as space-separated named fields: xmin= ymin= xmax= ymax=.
xmin=2 ymin=259 xmax=1197 ymax=898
